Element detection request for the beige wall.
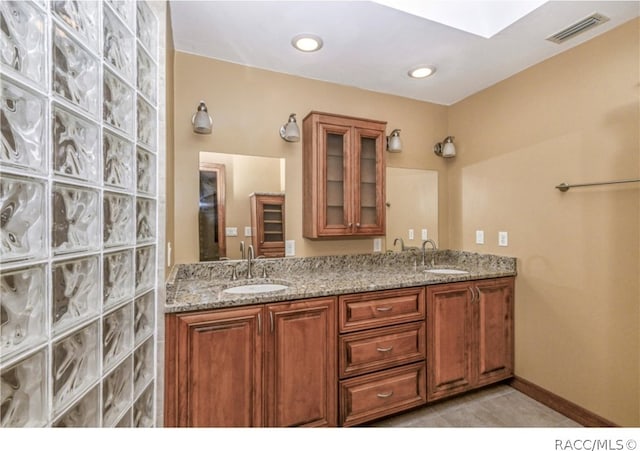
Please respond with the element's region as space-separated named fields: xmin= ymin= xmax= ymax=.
xmin=171 ymin=52 xmax=449 ymax=264
xmin=447 ymin=19 xmax=640 ymax=426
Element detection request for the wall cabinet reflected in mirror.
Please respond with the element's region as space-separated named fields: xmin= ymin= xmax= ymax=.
xmin=250 ymin=193 xmax=285 ymax=258
xmin=198 ymin=152 xmax=285 ymax=261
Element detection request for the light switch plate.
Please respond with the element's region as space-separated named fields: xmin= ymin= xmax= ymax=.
xmin=285 ymin=240 xmax=295 ymax=256
xmin=373 ymin=238 xmax=382 ymax=252
xmin=421 ymin=229 xmax=428 ymax=240
xmin=498 ymin=231 xmax=508 ymax=246
xmin=244 ymin=226 xmax=252 ymax=237
xmin=408 ymin=229 xmax=414 ymax=240
xmin=225 ymin=227 xmax=238 ymax=237
xmin=475 ymin=230 xmax=484 ymax=244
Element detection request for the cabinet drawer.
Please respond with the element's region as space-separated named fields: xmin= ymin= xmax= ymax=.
xmin=339 ymin=362 xmax=426 ymax=427
xmin=339 ymin=287 xmax=425 ymax=333
xmin=339 ymin=322 xmax=425 ymax=378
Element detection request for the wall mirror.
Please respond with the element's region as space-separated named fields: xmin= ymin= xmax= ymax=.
xmin=385 ymin=167 xmax=439 ymax=252
xmin=198 ymin=152 xmax=285 ymax=261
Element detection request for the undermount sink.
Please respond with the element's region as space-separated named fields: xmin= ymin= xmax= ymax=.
xmin=425 ymin=268 xmax=469 ymax=275
xmin=222 ymin=283 xmax=289 ymax=295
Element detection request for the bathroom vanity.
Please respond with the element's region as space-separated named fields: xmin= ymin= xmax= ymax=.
xmin=164 ymin=251 xmax=516 ymax=427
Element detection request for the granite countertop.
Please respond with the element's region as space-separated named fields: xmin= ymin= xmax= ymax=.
xmin=165 ymin=250 xmax=517 ymax=314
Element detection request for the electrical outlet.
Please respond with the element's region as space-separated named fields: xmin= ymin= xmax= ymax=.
xmin=475 ymin=230 xmax=485 ymax=245
xmin=408 ymin=229 xmax=414 ymax=240
xmin=285 ymin=240 xmax=295 ymax=256
xmin=225 ymin=227 xmax=238 ymax=237
xmin=373 ymin=238 xmax=382 ymax=252
xmin=421 ymin=229 xmax=428 ymax=240
xmin=244 ymin=226 xmax=252 ymax=237
xmin=498 ymin=231 xmax=508 ymax=246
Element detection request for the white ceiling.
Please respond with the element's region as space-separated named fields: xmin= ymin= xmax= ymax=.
xmin=169 ymin=1 xmax=640 ymax=105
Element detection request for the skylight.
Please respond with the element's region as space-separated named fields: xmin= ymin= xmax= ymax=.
xmin=373 ymin=0 xmax=548 ymax=38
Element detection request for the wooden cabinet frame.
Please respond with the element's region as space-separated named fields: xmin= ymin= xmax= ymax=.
xmin=426 ymin=277 xmax=514 ymax=402
xmin=165 ymin=298 xmax=337 ymax=427
xmin=303 ymin=112 xmax=386 ymax=238
xmin=337 ymin=287 xmax=427 ymax=426
xmin=165 ymin=278 xmax=515 ymax=427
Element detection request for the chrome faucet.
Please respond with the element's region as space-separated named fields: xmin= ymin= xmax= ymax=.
xmin=394 ymin=237 xmax=419 ymax=252
xmin=421 ymin=239 xmax=438 ymax=266
xmin=246 ymin=244 xmax=255 ymax=279
xmin=240 ymin=241 xmax=245 ymax=260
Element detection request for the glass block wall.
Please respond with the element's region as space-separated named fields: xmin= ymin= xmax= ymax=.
xmin=1 ymin=0 xmax=162 ymax=427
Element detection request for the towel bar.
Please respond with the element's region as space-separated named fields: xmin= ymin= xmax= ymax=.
xmin=555 ymin=178 xmax=640 ymax=192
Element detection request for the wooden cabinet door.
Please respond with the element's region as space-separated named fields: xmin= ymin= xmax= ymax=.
xmin=427 ymin=282 xmax=474 ymax=401
xmin=352 ymin=126 xmax=385 ymax=236
xmin=166 ymin=307 xmax=264 ymax=427
xmin=264 ymin=297 xmax=337 ymax=427
xmin=474 ymin=278 xmax=514 ymax=386
xmin=311 ymin=120 xmax=353 ymax=237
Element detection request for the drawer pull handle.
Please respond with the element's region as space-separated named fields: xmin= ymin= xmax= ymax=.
xmin=375 ymin=306 xmax=393 ymax=312
xmin=376 ymin=391 xmax=394 ymax=399
xmin=376 ymin=346 xmax=393 ymax=352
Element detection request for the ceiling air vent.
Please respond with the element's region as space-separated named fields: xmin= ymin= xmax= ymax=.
xmin=546 ymin=13 xmax=610 ymax=44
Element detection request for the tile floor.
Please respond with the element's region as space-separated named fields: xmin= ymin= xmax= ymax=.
xmin=369 ymin=384 xmax=582 ymax=427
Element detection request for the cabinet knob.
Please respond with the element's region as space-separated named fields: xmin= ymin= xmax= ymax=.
xmin=356 ymin=223 xmax=361 ymax=227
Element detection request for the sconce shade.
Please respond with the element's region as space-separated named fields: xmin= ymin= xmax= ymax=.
xmin=387 ymin=129 xmax=402 ymax=152
xmin=434 ymin=136 xmax=456 ymax=158
xmin=280 ymin=113 xmax=300 ymax=142
xmin=192 ymin=101 xmax=212 ymax=134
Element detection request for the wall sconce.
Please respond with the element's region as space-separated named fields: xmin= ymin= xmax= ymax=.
xmin=434 ymin=136 xmax=456 ymax=158
xmin=279 ymin=113 xmax=300 ymax=142
xmin=192 ymin=101 xmax=212 ymax=134
xmin=387 ymin=129 xmax=402 ymax=153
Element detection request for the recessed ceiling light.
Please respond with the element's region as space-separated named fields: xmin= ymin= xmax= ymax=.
xmin=408 ymin=66 xmax=436 ymax=79
xmin=291 ymin=34 xmax=323 ymax=52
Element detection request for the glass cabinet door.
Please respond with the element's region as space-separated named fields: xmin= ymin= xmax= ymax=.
xmin=319 ymin=124 xmax=351 ymax=235
xmin=262 ymin=203 xmax=283 ymax=243
xmin=354 ymin=128 xmax=385 ymax=235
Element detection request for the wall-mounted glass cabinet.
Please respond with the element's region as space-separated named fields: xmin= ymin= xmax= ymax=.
xmin=302 ymin=112 xmax=386 ymax=239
